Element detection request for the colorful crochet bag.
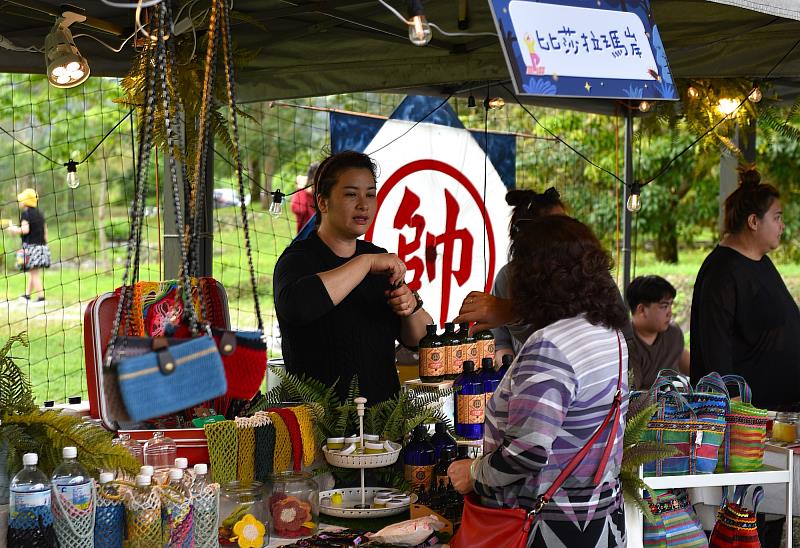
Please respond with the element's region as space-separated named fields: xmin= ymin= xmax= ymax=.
xmin=632 ymin=375 xmax=726 ymax=476
xmin=709 ymin=486 xmax=764 ymax=548
xmin=643 ymin=489 xmax=709 ymax=548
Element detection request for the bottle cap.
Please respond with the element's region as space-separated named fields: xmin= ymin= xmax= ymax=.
xmin=434 ymin=422 xmax=447 ymax=433
xmin=62 ymin=446 xmax=77 ymax=459
xmin=426 ymin=323 xmax=437 ymax=333
xmin=502 ymin=354 xmax=513 ymax=366
xmin=481 ymin=357 xmax=494 ymax=370
xmin=22 ymin=453 xmax=38 ymax=466
xmin=140 ymin=465 xmax=155 ymax=476
xmin=99 ymin=472 xmax=114 ymax=484
xmin=413 ymin=424 xmax=429 ymax=436
xmin=444 ymin=322 xmax=454 ymax=330
xmin=193 ymin=463 xmax=208 ymax=475
xmin=169 ymin=468 xmax=183 ymax=481
xmin=135 ymin=474 xmax=151 ymax=487
xmin=459 ymin=322 xmax=468 ymax=330
xmin=174 ymin=457 xmax=188 ymax=469
xmin=462 ymin=360 xmax=475 ymax=373
xmin=68 ymin=395 xmax=82 ymax=405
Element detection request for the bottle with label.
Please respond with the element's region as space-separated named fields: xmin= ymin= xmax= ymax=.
xmin=430 ymin=422 xmax=457 ymax=461
xmin=403 ymin=424 xmax=436 ymax=493
xmin=459 ymin=322 xmax=478 ymax=364
xmin=475 ymin=330 xmax=495 ymax=362
xmin=481 ymin=357 xmax=502 ymax=406
xmin=418 ymin=324 xmax=444 ymax=383
xmin=52 ymin=446 xmax=93 ymax=512
xmin=440 ymin=322 xmax=461 ymax=380
xmin=95 ymin=471 xmax=124 ymax=548
xmin=8 ymin=453 xmax=56 ymax=547
xmin=499 ymin=354 xmax=513 ymax=378
xmin=433 ymin=446 xmax=456 ymax=490
xmin=453 ymin=360 xmax=485 ymax=439
xmin=144 ymin=431 xmax=177 ymax=471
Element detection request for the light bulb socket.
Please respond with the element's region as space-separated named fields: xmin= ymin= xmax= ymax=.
xmin=630 ymin=182 xmax=641 ymax=196
xmin=467 ymin=95 xmax=476 ymax=108
xmin=65 ymin=160 xmax=78 ymax=173
xmin=408 ymin=0 xmax=425 ymax=18
xmin=272 ymin=189 xmax=284 ymax=204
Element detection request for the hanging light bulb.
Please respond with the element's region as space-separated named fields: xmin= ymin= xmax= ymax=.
xmin=467 ymin=95 xmax=476 ymax=108
xmin=717 ymin=98 xmax=739 ymax=117
xmin=687 ymin=86 xmax=700 ymax=100
xmin=748 ymin=87 xmax=762 ymax=103
xmin=269 ymin=189 xmax=284 ymax=218
xmin=487 ymin=97 xmax=505 ymax=110
xmin=65 ymin=160 xmax=79 ymax=189
xmin=638 ymin=100 xmax=651 ymax=112
xmin=407 ymin=0 xmax=432 ymax=46
xmin=626 ymin=182 xmax=642 ymax=213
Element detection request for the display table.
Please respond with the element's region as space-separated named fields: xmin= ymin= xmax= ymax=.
xmin=626 ymin=444 xmax=793 ymax=548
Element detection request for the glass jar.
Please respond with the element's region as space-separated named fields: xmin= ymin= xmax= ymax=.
xmin=773 ymin=412 xmax=799 ymax=443
xmin=112 ymin=433 xmax=144 ymax=464
xmin=219 ymin=481 xmax=269 ymax=546
xmin=143 ymin=431 xmax=176 ymax=470
xmin=266 ymin=471 xmax=319 ymax=539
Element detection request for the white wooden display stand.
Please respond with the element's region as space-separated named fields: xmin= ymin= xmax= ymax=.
xmin=626 ymin=445 xmax=793 ymax=548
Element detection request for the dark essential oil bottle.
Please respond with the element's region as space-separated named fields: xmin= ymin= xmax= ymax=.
xmin=459 ymin=322 xmax=478 ymax=364
xmin=403 ymin=424 xmax=436 ymax=493
xmin=433 ymin=446 xmax=456 ymax=491
xmin=481 ymin=357 xmax=502 ymax=406
xmin=499 ymin=353 xmax=513 ymax=378
xmin=441 ymin=322 xmax=461 ymax=380
xmin=430 ymin=422 xmax=458 ymax=461
xmin=453 ymin=360 xmax=485 ymax=440
xmin=418 ymin=324 xmax=445 ymax=383
xmin=475 ymin=330 xmax=495 ymax=362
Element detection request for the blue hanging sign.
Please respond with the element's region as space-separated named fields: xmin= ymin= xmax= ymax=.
xmin=488 ymin=0 xmax=678 ymax=101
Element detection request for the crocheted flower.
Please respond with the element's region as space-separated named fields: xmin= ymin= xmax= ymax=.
xmin=232 ymin=514 xmax=266 ymax=548
xmin=272 ymin=495 xmax=310 ymax=536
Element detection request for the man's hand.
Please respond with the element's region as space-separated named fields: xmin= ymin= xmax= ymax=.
xmin=386 ymin=283 xmax=418 ymax=317
xmin=369 ymin=253 xmax=407 ymax=287
xmin=454 ymin=291 xmax=518 ymax=333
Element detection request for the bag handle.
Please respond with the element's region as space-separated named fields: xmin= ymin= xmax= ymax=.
xmin=695 ymin=371 xmax=730 ymax=398
xmin=722 ymin=374 xmax=752 ymax=404
xmin=529 ymin=330 xmax=624 ymax=516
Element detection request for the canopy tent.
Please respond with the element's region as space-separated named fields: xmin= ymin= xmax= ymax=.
xmin=2 ymin=0 xmax=800 ymax=111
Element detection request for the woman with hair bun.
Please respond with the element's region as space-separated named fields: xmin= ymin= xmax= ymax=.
xmin=690 ymin=166 xmax=800 ymax=409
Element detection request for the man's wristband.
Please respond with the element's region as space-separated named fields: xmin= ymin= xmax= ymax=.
xmin=410 ymin=289 xmax=423 ymax=314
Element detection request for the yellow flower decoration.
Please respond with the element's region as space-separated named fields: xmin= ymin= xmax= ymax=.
xmin=232 ymin=514 xmax=266 ymax=548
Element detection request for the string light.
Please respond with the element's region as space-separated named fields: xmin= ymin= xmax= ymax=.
xmin=748 ymin=87 xmax=762 ymax=103
xmin=717 ymin=98 xmax=739 ymax=117
xmin=626 ymin=182 xmax=642 ymax=213
xmin=65 ymin=160 xmax=79 ymax=189
xmin=467 ymin=95 xmax=476 ymax=108
xmin=269 ymin=189 xmax=284 ymax=218
xmin=638 ymin=100 xmax=651 ymax=112
xmin=407 ymin=0 xmax=431 ymax=46
xmin=487 ymin=97 xmax=505 ymax=110
xmin=687 ymin=86 xmax=700 ymax=100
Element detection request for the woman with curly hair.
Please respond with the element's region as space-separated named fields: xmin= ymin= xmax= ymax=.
xmin=449 ymin=215 xmax=629 ymax=548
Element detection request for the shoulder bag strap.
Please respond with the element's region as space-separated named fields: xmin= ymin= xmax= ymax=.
xmin=530 ymin=330 xmax=624 ymax=516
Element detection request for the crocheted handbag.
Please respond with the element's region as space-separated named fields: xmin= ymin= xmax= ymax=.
xmin=709 ymin=486 xmax=764 ymax=548
xmin=643 ymin=489 xmax=709 ymax=548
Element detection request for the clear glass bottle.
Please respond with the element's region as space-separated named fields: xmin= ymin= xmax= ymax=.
xmin=143 ymin=431 xmax=176 ymax=470
xmin=773 ymin=412 xmax=798 ymax=443
xmin=112 ymin=433 xmax=144 ymax=464
xmin=51 ymin=446 xmax=92 ymax=511
xmin=8 ymin=453 xmax=56 ymax=547
xmin=267 ymin=471 xmax=319 ymax=539
xmin=220 ymin=481 xmax=269 ymax=544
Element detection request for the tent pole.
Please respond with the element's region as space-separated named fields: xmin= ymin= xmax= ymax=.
xmin=622 ymin=107 xmax=634 ymax=292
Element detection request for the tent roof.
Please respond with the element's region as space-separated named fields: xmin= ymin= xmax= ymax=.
xmin=1 ymin=0 xmax=800 ymax=111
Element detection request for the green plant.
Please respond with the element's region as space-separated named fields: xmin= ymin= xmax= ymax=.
xmin=619 ymin=401 xmax=679 ymax=521
xmin=0 ymin=332 xmax=139 ymax=480
xmin=104 ymin=220 xmax=130 ymax=243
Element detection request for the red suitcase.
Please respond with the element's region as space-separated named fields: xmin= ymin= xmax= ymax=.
xmin=84 ymin=280 xmax=231 ymax=465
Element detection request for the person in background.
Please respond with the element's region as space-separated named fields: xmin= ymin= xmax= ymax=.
xmin=290 ymin=162 xmax=318 ymax=233
xmin=5 ymin=188 xmax=50 ymax=303
xmin=626 ymin=275 xmax=690 ymax=389
xmin=690 ymin=166 xmax=799 ymax=410
xmin=273 ymin=151 xmax=433 ymax=404
xmin=448 ymin=215 xmax=628 ymax=547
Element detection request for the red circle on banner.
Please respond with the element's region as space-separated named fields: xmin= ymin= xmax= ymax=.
xmin=365 ymin=159 xmax=495 ymax=294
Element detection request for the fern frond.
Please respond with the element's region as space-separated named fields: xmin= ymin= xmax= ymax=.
xmin=0 ymin=332 xmax=35 ymax=413
xmin=619 ymin=469 xmax=656 ymax=522
xmin=623 ymin=403 xmax=657 ymax=448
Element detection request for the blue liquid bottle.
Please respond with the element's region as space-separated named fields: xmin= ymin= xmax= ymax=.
xmin=499 ymin=354 xmax=513 ymax=378
xmin=481 ymin=357 xmax=502 ymax=406
xmin=453 ymin=360 xmax=485 ymax=439
xmin=8 ymin=453 xmax=56 ymax=547
xmin=430 ymin=422 xmax=457 ymax=461
xmin=404 ymin=424 xmax=437 ymax=494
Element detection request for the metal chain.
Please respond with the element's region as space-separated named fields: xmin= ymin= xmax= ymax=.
xmin=105 ymin=32 xmax=159 ymax=367
xmin=219 ymin=0 xmax=264 ymax=331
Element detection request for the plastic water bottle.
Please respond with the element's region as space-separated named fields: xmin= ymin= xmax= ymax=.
xmin=51 ymin=446 xmax=93 ymax=511
xmin=143 ymin=431 xmax=176 ymax=470
xmin=126 ymin=474 xmax=161 ymax=547
xmin=191 ymin=463 xmax=208 ymax=496
xmin=8 ymin=453 xmax=56 ymax=547
xmin=174 ymin=457 xmax=193 ymax=489
xmin=168 ymin=468 xmax=188 ymax=495
xmin=94 ymin=472 xmax=124 ymax=548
